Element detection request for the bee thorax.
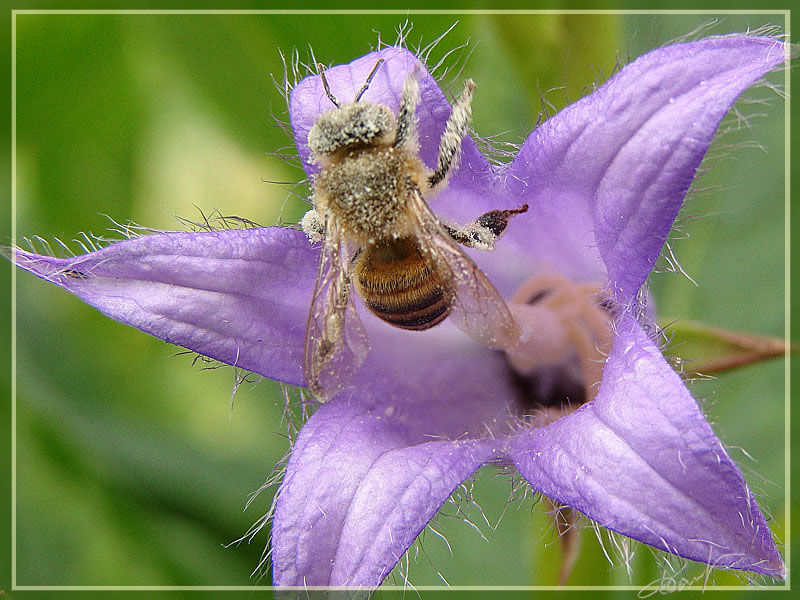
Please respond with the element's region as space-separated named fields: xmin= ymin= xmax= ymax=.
xmin=314 ymin=147 xmax=421 ymax=240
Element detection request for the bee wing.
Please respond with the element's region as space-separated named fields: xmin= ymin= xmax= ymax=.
xmin=408 ymin=186 xmax=520 ymax=350
xmin=304 ymin=217 xmax=369 ymax=401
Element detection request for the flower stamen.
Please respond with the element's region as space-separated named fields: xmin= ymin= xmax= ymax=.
xmin=506 ymin=273 xmax=614 ymax=421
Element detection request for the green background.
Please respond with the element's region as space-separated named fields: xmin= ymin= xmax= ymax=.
xmin=1 ymin=8 xmax=792 ymax=599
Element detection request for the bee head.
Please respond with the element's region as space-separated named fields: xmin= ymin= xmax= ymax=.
xmin=308 ymin=102 xmax=395 ymax=157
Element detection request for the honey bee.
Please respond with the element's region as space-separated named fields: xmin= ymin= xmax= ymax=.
xmin=301 ymin=59 xmax=528 ymax=400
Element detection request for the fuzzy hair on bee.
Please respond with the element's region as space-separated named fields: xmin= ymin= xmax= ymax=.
xmin=301 ymin=58 xmax=528 ymax=401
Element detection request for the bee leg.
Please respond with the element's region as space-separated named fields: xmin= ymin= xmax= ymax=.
xmin=428 ymin=79 xmax=476 ymax=189
xmin=394 ymin=71 xmax=420 ymax=148
xmin=443 ymin=204 xmax=529 ymax=251
xmin=301 ymin=208 xmax=325 ymax=243
xmin=475 ymin=204 xmax=529 ymax=237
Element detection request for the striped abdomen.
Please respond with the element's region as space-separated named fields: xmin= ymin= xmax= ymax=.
xmin=352 ymin=236 xmax=452 ymax=330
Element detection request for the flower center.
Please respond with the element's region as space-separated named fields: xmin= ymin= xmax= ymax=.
xmin=505 ymin=274 xmax=614 ymax=425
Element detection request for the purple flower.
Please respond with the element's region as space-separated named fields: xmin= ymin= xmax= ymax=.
xmin=12 ymin=34 xmax=787 ymax=588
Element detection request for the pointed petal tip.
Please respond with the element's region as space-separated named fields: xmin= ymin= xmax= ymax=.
xmin=763 ymin=556 xmax=786 ymax=580
xmin=13 ymin=228 xmax=317 ymax=386
xmin=272 ymin=401 xmax=497 ymax=587
xmin=719 ymin=538 xmax=785 ymax=579
xmin=503 ymin=33 xmax=790 ymax=301
xmin=10 ymin=248 xmax=79 ymax=288
xmin=509 ymin=315 xmax=784 ymax=580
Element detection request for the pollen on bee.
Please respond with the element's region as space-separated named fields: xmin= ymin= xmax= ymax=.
xmin=307 ymin=103 xmax=395 ymax=158
xmin=301 ymin=210 xmax=325 ymax=243
xmin=302 ymin=63 xmax=523 ymax=400
xmin=312 ymin=145 xmax=423 ymax=242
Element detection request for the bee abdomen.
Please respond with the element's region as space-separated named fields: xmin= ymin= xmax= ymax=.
xmin=366 ymin=287 xmax=450 ymax=330
xmin=352 ymin=237 xmax=452 ymax=331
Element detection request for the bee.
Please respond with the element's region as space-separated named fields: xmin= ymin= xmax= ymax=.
xmin=301 ymin=58 xmax=528 ymax=400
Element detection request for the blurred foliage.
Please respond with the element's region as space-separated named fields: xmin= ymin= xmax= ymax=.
xmin=9 ymin=11 xmax=787 ymax=595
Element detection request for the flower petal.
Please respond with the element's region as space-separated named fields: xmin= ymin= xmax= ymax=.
xmin=12 ymin=227 xmax=316 ymax=385
xmin=272 ymin=323 xmax=518 ymax=587
xmin=495 ymin=35 xmax=787 ymax=300
xmin=289 ymin=46 xmax=490 ymax=188
xmin=272 ymin=399 xmax=498 ymax=587
xmin=509 ymin=315 xmax=783 ymax=577
xmin=352 ymin=322 xmax=519 ymax=438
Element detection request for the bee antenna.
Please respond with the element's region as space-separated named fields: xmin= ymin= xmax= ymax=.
xmin=353 ymin=58 xmax=385 ymax=102
xmin=317 ymin=64 xmax=340 ymax=108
